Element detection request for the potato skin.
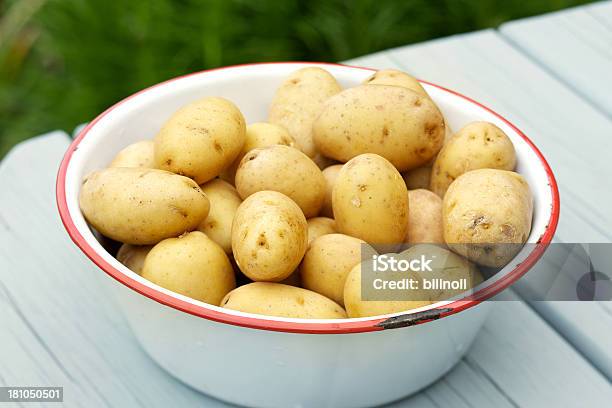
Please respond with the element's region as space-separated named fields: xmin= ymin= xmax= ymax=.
xmin=402 ymin=166 xmax=432 ymax=190
xmin=269 ymin=67 xmax=341 ymax=158
xmin=362 ymin=69 xmax=428 ymax=97
xmin=197 ymin=179 xmax=242 ymax=253
xmin=301 ymin=233 xmax=365 ymax=306
xmin=235 ymin=145 xmax=326 ymax=218
xmin=321 ymin=164 xmax=342 ymax=217
xmin=116 ymin=244 xmax=153 ymax=274
xmin=406 ymin=189 xmax=444 ymax=245
xmin=343 ymin=262 xmax=430 ymax=318
xmin=154 ymin=97 xmax=246 ymax=184
xmin=333 ymin=154 xmax=408 ymax=245
xmin=221 ymin=282 xmax=346 ymax=319
xmin=221 ymin=122 xmax=295 ymax=184
xmin=443 ymin=169 xmax=533 ymax=267
xmin=109 ymin=140 xmax=155 ymax=168
xmin=231 ymin=191 xmax=308 ymax=282
xmin=142 ymin=231 xmax=235 ymax=305
xmin=313 ymin=85 xmax=445 ymax=171
xmin=307 ymin=217 xmax=336 ymax=245
xmin=79 ymin=168 xmax=210 ymax=245
xmin=431 ymin=121 xmax=516 ymax=197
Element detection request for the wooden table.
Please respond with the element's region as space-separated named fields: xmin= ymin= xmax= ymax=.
xmin=1 ymin=2 xmax=611 ymax=406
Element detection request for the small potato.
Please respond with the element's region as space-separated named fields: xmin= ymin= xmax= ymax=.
xmin=443 ymin=169 xmax=533 ymax=267
xmin=79 ymin=168 xmax=210 ymax=245
xmin=142 ymin=231 xmax=236 ymax=305
xmin=333 ymin=154 xmax=408 ymax=245
xmin=221 ymin=122 xmax=295 ymax=184
xmin=232 ymin=191 xmax=308 ymax=281
xmin=301 ymin=233 xmax=365 ymax=306
xmin=402 ymin=166 xmax=432 ymax=190
xmin=154 ymin=97 xmax=246 ymax=184
xmin=362 ymin=69 xmax=428 ymax=97
xmin=109 ymin=140 xmax=155 ymax=168
xmin=307 ymin=217 xmax=336 ymax=245
xmin=235 ymin=145 xmax=326 ymax=218
xmin=406 ymin=189 xmax=444 ymax=245
xmin=221 ymin=282 xmax=346 ymax=319
xmin=343 ymin=262 xmax=430 ymax=318
xmin=269 ymin=67 xmax=342 ymax=158
xmin=431 ymin=121 xmax=516 ymax=197
xmin=116 ymin=244 xmax=153 ymax=274
xmin=403 ymin=244 xmax=482 ymax=302
xmin=197 ymin=179 xmax=242 ymax=253
xmin=313 ymin=85 xmax=445 ymax=171
xmin=321 ymin=164 xmax=342 ymax=217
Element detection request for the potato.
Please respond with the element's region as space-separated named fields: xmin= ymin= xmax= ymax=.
xmin=431 ymin=121 xmax=516 ymax=197
xmin=232 ymin=191 xmax=308 ymax=281
xmin=221 ymin=282 xmax=346 ymax=319
xmin=402 ymin=244 xmax=482 ymax=302
xmin=221 ymin=122 xmax=295 ymax=184
xmin=301 ymin=233 xmax=365 ymax=306
xmin=343 ymin=262 xmax=430 ymax=318
xmin=79 ymin=168 xmax=210 ymax=245
xmin=307 ymin=217 xmax=336 ymax=245
xmin=321 ymin=164 xmax=342 ymax=217
xmin=109 ymin=140 xmax=155 ymax=168
xmin=443 ymin=169 xmax=533 ymax=267
xmin=313 ymin=85 xmax=444 ymax=171
xmin=333 ymin=154 xmax=408 ymax=245
xmin=406 ymin=189 xmax=444 ymax=245
xmin=235 ymin=145 xmax=326 ymax=218
xmin=362 ymin=69 xmax=428 ymax=97
xmin=269 ymin=67 xmax=341 ymax=158
xmin=197 ymin=179 xmax=242 ymax=253
xmin=116 ymin=244 xmax=153 ymax=274
xmin=142 ymin=231 xmax=235 ymax=305
xmin=402 ymin=166 xmax=432 ymax=190
xmin=154 ymin=97 xmax=246 ymax=184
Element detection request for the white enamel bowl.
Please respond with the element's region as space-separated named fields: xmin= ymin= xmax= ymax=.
xmin=57 ymin=62 xmax=559 ymax=408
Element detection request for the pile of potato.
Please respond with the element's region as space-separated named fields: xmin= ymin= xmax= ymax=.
xmin=80 ymin=66 xmax=533 ymax=320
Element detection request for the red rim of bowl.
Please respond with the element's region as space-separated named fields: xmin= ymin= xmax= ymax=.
xmin=56 ymin=62 xmax=560 ymax=334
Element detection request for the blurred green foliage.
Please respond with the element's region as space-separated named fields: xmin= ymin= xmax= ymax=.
xmin=0 ymin=0 xmax=594 ymax=157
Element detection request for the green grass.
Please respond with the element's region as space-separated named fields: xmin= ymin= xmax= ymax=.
xmin=0 ymin=0 xmax=594 ymax=157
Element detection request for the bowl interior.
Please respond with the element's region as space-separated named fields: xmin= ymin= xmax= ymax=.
xmin=60 ymin=62 xmax=556 ymax=328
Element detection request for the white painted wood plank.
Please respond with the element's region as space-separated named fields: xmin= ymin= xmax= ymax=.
xmin=500 ymin=3 xmax=612 ymax=117
xmin=348 ymin=29 xmax=612 ymax=380
xmin=2 ymin=134 xmax=612 ymax=405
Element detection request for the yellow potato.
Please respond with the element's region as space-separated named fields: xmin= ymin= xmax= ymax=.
xmin=402 ymin=166 xmax=432 ymax=190
xmin=313 ymin=85 xmax=445 ymax=171
xmin=300 ymin=233 xmax=365 ymax=306
xmin=269 ymin=67 xmax=341 ymax=158
xmin=232 ymin=191 xmax=308 ymax=281
xmin=109 ymin=140 xmax=155 ymax=168
xmin=431 ymin=121 xmax=516 ymax=197
xmin=406 ymin=189 xmax=444 ymax=245
xmin=235 ymin=145 xmax=326 ymax=218
xmin=142 ymin=231 xmax=236 ymax=305
xmin=321 ymin=164 xmax=342 ymax=217
xmin=362 ymin=69 xmax=428 ymax=97
xmin=343 ymin=262 xmax=430 ymax=318
xmin=443 ymin=169 xmax=533 ymax=267
xmin=79 ymin=168 xmax=210 ymax=245
xmin=154 ymin=97 xmax=246 ymax=184
xmin=333 ymin=154 xmax=408 ymax=245
xmin=221 ymin=282 xmax=346 ymax=319
xmin=116 ymin=244 xmax=153 ymax=275
xmin=221 ymin=122 xmax=295 ymax=184
xmin=197 ymin=179 xmax=242 ymax=253
xmin=307 ymin=217 xmax=336 ymax=245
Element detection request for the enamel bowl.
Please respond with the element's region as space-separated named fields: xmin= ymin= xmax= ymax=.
xmin=57 ymin=62 xmax=559 ymax=408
